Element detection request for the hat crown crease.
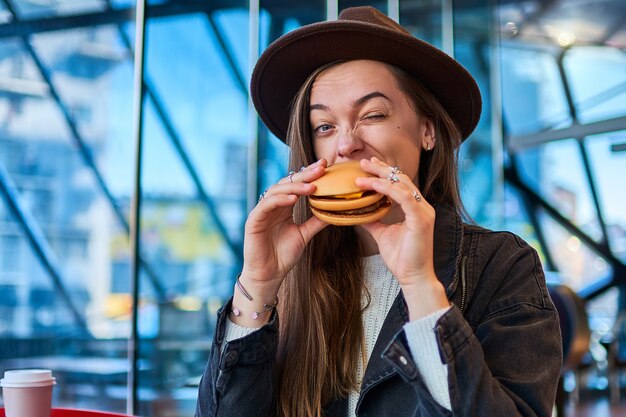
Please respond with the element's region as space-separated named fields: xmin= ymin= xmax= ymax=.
xmin=338 ymin=6 xmax=411 ymax=36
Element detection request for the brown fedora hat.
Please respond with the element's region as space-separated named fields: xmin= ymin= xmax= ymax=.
xmin=250 ymin=6 xmax=482 ymax=145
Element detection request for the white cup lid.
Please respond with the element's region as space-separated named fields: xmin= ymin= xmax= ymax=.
xmin=0 ymin=369 xmax=56 ymax=388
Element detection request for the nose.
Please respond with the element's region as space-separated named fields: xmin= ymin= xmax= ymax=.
xmin=336 ymin=128 xmax=363 ymax=158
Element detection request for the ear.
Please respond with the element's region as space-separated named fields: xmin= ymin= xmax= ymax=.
xmin=421 ymin=118 xmax=435 ymax=151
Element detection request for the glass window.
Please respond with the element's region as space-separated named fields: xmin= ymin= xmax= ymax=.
xmin=563 ymin=46 xmax=626 ymax=124
xmin=340 ymin=1 xmax=387 ymax=16
xmin=400 ymin=0 xmax=442 ymax=48
xmin=0 ymin=11 xmax=133 ymax=416
xmin=516 ymin=138 xmax=603 ymax=242
xmin=501 ymin=46 xmax=571 ymax=137
xmin=538 ymin=208 xmax=611 ymax=291
xmin=587 ymin=286 xmax=619 ymax=342
xmin=257 ymin=2 xmax=325 ymax=194
xmin=136 ymin=6 xmax=252 ymax=415
xmin=11 ymin=0 xmax=104 ymax=20
xmin=1 ymin=235 xmax=21 ymax=271
xmin=585 ymin=131 xmax=626 ymax=261
xmin=502 ymin=184 xmax=541 ymax=256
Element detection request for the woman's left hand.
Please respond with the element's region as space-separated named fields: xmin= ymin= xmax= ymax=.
xmin=356 ymin=157 xmax=449 ymax=319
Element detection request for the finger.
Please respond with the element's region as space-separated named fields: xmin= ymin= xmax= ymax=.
xmin=356 ymin=175 xmax=429 ymax=214
xmin=298 ymin=215 xmax=329 ymax=243
xmin=359 ymin=220 xmax=386 ymax=241
xmin=251 ymin=193 xmax=298 ymax=221
xmin=258 ymin=181 xmax=317 ymax=205
xmin=360 ymin=158 xmax=424 ymax=205
xmin=360 ymin=157 xmax=414 ymax=188
xmin=277 ymin=159 xmax=327 ymax=185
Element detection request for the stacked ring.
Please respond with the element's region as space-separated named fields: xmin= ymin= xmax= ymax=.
xmin=388 ymin=166 xmax=402 ymax=183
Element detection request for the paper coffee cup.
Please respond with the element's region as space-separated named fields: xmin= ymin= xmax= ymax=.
xmin=1 ymin=369 xmax=56 ymax=417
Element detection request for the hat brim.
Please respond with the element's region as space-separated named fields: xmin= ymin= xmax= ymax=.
xmin=251 ymin=19 xmax=482 ymax=143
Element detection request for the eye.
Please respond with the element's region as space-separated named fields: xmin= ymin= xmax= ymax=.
xmin=313 ymin=123 xmax=333 ymax=134
xmin=364 ymin=112 xmax=385 ymax=120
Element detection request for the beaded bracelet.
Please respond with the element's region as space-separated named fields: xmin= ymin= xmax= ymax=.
xmin=231 ymin=275 xmax=278 ymax=320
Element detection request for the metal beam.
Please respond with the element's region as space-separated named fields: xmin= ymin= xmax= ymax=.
xmin=555 ymin=48 xmax=611 ymax=253
xmin=2 ymin=0 xmax=168 ymax=300
xmin=0 ymin=161 xmax=90 ymax=335
xmin=506 ymin=157 xmax=557 ymax=271
xmin=0 ymin=1 xmax=238 ymax=39
xmin=127 ymin=0 xmax=147 ymax=411
xmin=205 ymin=11 xmax=247 ymax=95
xmin=145 ymin=84 xmax=244 ymax=258
xmin=578 ymin=139 xmax=610 ymax=248
xmin=505 ymin=165 xmax=625 ymax=291
xmin=100 ymin=1 xmax=244 ymax=261
xmin=612 ymin=142 xmax=626 ymax=152
xmin=507 ymin=115 xmax=626 ymax=153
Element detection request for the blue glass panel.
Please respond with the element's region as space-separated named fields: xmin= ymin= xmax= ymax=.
xmin=0 ymin=18 xmax=135 ymax=414
xmin=585 ymin=131 xmax=626 ymax=262
xmin=501 ymin=46 xmax=571 ymax=137
xmin=12 ymin=0 xmax=104 ymax=19
xmin=145 ymin=13 xmax=248 ymax=201
xmin=516 ymin=138 xmax=603 ymax=242
xmin=563 ymin=46 xmax=626 ymax=124
xmin=538 ymin=208 xmax=611 ymax=292
xmin=137 ymin=8 xmax=252 ymax=416
xmin=257 ymin=2 xmax=325 ymax=194
xmin=502 ymin=183 xmax=541 ymax=254
xmin=400 ymin=0 xmax=445 ymax=50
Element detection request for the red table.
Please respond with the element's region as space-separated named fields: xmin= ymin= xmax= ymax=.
xmin=0 ymin=407 xmax=133 ymax=416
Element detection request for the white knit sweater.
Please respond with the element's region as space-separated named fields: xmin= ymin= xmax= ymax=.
xmin=224 ymin=254 xmax=451 ymax=415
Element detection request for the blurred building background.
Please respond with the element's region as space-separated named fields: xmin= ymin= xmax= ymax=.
xmin=0 ymin=0 xmax=624 ymax=416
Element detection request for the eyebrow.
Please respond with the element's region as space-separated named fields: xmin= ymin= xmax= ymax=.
xmin=353 ymin=91 xmax=390 ymax=107
xmin=309 ymin=91 xmax=390 ymax=113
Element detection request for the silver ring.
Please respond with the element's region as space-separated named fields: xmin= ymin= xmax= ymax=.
xmin=287 ymin=170 xmax=296 ymax=183
xmin=390 ymin=166 xmax=402 ymax=175
xmin=298 ymin=166 xmax=306 ymax=172
xmin=412 ymin=190 xmax=422 ymax=202
xmin=258 ymin=189 xmax=268 ymax=202
xmin=388 ymin=173 xmax=400 ymax=183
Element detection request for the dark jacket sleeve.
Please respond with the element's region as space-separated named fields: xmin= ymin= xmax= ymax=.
xmin=195 ymin=298 xmax=278 ymax=417
xmin=383 ymin=233 xmax=563 ymax=417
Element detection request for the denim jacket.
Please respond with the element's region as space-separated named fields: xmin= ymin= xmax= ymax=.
xmin=195 ymin=205 xmax=563 ymax=417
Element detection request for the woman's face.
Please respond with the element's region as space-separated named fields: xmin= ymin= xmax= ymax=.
xmin=309 ymin=60 xmax=433 ymax=181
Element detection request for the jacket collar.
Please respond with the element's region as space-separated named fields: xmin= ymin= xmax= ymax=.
xmin=433 ymin=204 xmax=464 ymax=295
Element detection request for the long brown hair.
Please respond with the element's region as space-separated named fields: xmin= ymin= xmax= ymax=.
xmin=276 ymin=61 xmax=465 ymax=417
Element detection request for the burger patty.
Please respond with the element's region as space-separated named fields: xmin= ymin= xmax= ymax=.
xmin=315 ymin=196 xmax=391 ymax=216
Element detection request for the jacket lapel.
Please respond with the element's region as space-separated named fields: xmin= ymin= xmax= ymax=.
xmin=323 ymin=205 xmax=464 ymax=416
xmin=357 ymin=205 xmax=464 ymax=408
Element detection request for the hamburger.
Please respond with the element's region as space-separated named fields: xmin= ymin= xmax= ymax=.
xmin=308 ymin=161 xmax=392 ymax=226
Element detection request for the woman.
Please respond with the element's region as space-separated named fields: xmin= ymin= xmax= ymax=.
xmin=195 ymin=6 xmax=562 ymax=417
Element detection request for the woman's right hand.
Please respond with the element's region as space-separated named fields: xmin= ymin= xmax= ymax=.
xmin=232 ymin=159 xmax=328 ymax=326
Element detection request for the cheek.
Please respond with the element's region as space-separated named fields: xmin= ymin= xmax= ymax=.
xmin=391 ymin=141 xmax=422 ymax=178
xmin=404 ymin=157 xmax=421 ymax=181
xmin=312 ymin=140 xmax=331 ymax=160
